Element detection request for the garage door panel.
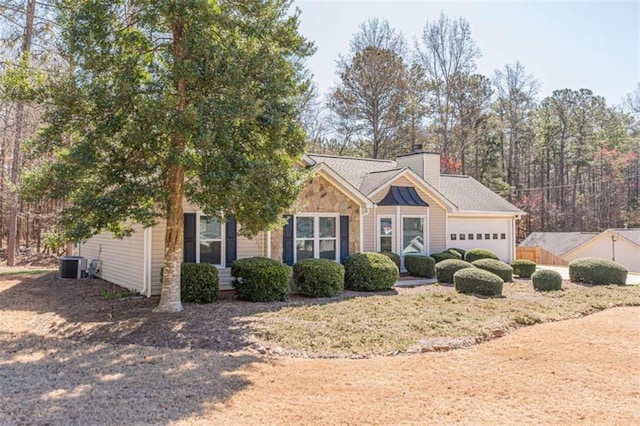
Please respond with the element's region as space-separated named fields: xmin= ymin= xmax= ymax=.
xmin=447 ymin=218 xmax=512 ymax=261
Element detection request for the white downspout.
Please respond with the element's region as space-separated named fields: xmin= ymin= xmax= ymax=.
xmin=360 ymin=207 xmax=370 ymax=253
xmin=266 ymin=231 xmax=272 ymax=258
xmin=426 ymin=206 xmax=430 ymax=255
xmin=143 ymin=227 xmax=152 ymax=297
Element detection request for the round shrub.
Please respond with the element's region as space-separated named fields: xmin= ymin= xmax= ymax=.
xmin=231 ymin=257 xmax=291 ymax=302
xmin=511 ymin=259 xmax=536 ymax=278
xmin=404 ymin=254 xmax=436 ymax=278
xmin=431 ymin=252 xmax=458 ymax=263
xmin=435 ymin=259 xmax=475 ymax=284
xmin=531 ymin=269 xmax=562 ymax=291
xmin=471 ymin=259 xmax=513 ymax=282
xmin=568 ymin=257 xmax=628 ymax=285
xmin=378 ymin=251 xmax=401 ymax=270
xmin=464 ymin=248 xmax=500 ymax=263
xmin=344 ymin=252 xmax=398 ymax=291
xmin=443 ymin=249 xmax=462 ymax=259
xmin=448 ymin=247 xmax=467 ymax=258
xmin=293 ymin=259 xmax=344 ymax=298
xmin=181 ymin=263 xmax=219 ymax=303
xmin=454 ymin=268 xmax=503 ymax=296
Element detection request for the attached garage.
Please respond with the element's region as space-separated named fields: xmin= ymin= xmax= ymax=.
xmin=447 ymin=215 xmax=516 ymax=262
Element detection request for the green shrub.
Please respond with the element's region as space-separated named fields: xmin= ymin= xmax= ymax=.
xmin=181 ymin=263 xmax=219 ymax=303
xmin=293 ymin=259 xmax=344 ymax=298
xmin=464 ymin=248 xmax=500 ymax=263
xmin=435 ymin=259 xmax=475 ymax=284
xmin=431 ymin=252 xmax=458 ymax=263
xmin=443 ymin=249 xmax=462 ymax=259
xmin=231 ymin=257 xmax=291 ymax=302
xmin=344 ymin=252 xmax=398 ymax=291
xmin=404 ymin=254 xmax=436 ymax=278
xmin=454 ymin=268 xmax=503 ymax=296
xmin=531 ymin=269 xmax=563 ymax=291
xmin=568 ymin=257 xmax=628 ymax=285
xmin=448 ymin=247 xmax=467 ymax=258
xmin=378 ymin=251 xmax=401 ymax=270
xmin=511 ymin=259 xmax=537 ymax=278
xmin=471 ymin=259 xmax=513 ymax=282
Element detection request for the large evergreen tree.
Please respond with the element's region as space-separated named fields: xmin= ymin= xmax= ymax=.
xmin=23 ymin=0 xmax=314 ymax=312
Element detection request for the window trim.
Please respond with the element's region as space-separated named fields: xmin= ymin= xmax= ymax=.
xmin=378 ymin=216 xmax=395 ymax=253
xmin=401 ymin=215 xmax=427 ymax=255
xmin=294 ymin=213 xmax=340 ymax=263
xmin=195 ymin=213 xmax=225 ymax=268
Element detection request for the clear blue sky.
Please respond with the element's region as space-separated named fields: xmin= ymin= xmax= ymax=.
xmin=293 ymin=0 xmax=640 ymax=107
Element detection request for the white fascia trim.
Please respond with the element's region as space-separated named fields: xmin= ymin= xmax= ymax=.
xmin=314 ymin=163 xmax=373 ymax=208
xmin=299 ymin=154 xmax=317 ymax=167
xmin=448 ymin=211 xmax=523 ymax=218
xmin=366 ymin=168 xmax=457 ymax=211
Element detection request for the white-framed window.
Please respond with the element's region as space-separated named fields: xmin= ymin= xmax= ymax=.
xmin=295 ymin=214 xmax=339 ymax=262
xmin=402 ymin=216 xmax=426 ymax=255
xmin=378 ymin=216 xmax=394 ymax=252
xmin=197 ymin=215 xmax=224 ymax=267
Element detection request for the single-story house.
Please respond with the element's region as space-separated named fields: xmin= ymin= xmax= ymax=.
xmin=520 ymin=228 xmax=640 ymax=273
xmin=80 ymin=149 xmax=524 ymax=296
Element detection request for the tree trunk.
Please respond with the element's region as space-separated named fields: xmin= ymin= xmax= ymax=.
xmin=7 ymin=0 xmax=36 ymax=266
xmin=155 ymin=9 xmax=186 ymax=313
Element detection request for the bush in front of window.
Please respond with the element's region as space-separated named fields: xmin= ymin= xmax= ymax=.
xmin=568 ymin=257 xmax=628 ymax=285
xmin=181 ymin=263 xmax=219 ymax=303
xmin=293 ymin=258 xmax=344 ymax=298
xmin=231 ymin=257 xmax=291 ymax=302
xmin=431 ymin=252 xmax=458 ymax=263
xmin=344 ymin=252 xmax=398 ymax=291
xmin=454 ymin=268 xmax=503 ymax=296
xmin=511 ymin=259 xmax=537 ymax=278
xmin=378 ymin=251 xmax=400 ymax=270
xmin=404 ymin=254 xmax=436 ymax=278
xmin=464 ymin=248 xmax=500 ymax=263
xmin=471 ymin=259 xmax=513 ymax=282
xmin=435 ymin=259 xmax=475 ymax=283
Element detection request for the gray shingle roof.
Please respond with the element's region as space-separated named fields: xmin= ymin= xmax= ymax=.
xmin=612 ymin=229 xmax=640 ymax=246
xmin=519 ymin=232 xmax=598 ymax=256
xmin=439 ymin=175 xmax=523 ymax=213
xmin=308 ymin=154 xmax=522 ymax=214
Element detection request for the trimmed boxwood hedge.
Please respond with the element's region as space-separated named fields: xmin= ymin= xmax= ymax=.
xmin=454 ymin=268 xmax=503 ymax=296
xmin=511 ymin=259 xmax=536 ymax=278
xmin=344 ymin=252 xmax=398 ymax=291
xmin=431 ymin=252 xmax=458 ymax=263
xmin=404 ymin=254 xmax=436 ymax=278
xmin=464 ymin=248 xmax=500 ymax=263
xmin=293 ymin=258 xmax=344 ymax=298
xmin=531 ymin=269 xmax=563 ymax=291
xmin=378 ymin=251 xmax=401 ymax=270
xmin=448 ymin=247 xmax=467 ymax=258
xmin=471 ymin=259 xmax=513 ymax=282
xmin=568 ymin=257 xmax=628 ymax=285
xmin=231 ymin=257 xmax=291 ymax=302
xmin=435 ymin=259 xmax=475 ymax=284
xmin=181 ymin=263 xmax=219 ymax=303
xmin=443 ymin=249 xmax=462 ymax=259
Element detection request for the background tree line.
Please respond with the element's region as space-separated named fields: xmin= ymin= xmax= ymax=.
xmin=304 ymin=15 xmax=640 ymax=235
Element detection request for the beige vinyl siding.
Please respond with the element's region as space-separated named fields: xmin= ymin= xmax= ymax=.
xmin=422 ymin=154 xmax=440 ymax=190
xmin=396 ymin=155 xmax=424 ymax=178
xmin=150 ymin=218 xmax=266 ymax=294
xmin=80 ymin=226 xmax=145 ymax=293
xmin=564 ymin=233 xmax=639 ymax=273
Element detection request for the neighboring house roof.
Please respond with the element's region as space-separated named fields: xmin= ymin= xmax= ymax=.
xmin=439 ymin=175 xmax=523 ymax=213
xmin=307 ymin=153 xmax=522 ymax=215
xmin=520 ymin=232 xmax=599 ymax=256
xmin=611 ymin=228 xmax=640 ymax=247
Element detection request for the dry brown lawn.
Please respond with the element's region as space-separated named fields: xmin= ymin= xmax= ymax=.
xmin=1 ymin=269 xmax=639 ymax=425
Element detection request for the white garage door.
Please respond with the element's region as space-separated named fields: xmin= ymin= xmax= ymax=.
xmin=447 ymin=217 xmax=513 ymax=262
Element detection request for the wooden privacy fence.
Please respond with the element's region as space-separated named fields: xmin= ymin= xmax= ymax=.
xmin=516 ymin=246 xmax=569 ymax=266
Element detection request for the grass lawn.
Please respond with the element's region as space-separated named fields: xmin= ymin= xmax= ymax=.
xmin=243 ymin=281 xmax=640 ymax=356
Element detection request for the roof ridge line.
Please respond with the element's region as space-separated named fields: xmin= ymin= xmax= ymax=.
xmin=307 ymin=153 xmax=396 ymax=163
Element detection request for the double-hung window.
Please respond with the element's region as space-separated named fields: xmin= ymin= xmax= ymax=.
xmin=198 ymin=215 xmax=224 ymax=266
xmin=295 ymin=215 xmax=338 ymax=262
xmin=379 ymin=217 xmax=394 ymax=252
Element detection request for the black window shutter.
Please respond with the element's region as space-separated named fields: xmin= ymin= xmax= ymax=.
xmin=225 ymin=216 xmax=237 ymax=267
xmin=340 ymin=215 xmax=350 ymax=263
xmin=283 ymin=215 xmax=294 ymax=266
xmin=184 ymin=213 xmax=197 ymax=263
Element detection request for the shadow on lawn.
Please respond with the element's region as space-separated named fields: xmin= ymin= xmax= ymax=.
xmin=0 ymin=271 xmax=401 ymax=353
xmin=0 ymin=331 xmax=258 ymax=425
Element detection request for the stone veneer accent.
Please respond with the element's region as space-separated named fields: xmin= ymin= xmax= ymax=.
xmin=271 ymin=175 xmax=361 ymax=261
